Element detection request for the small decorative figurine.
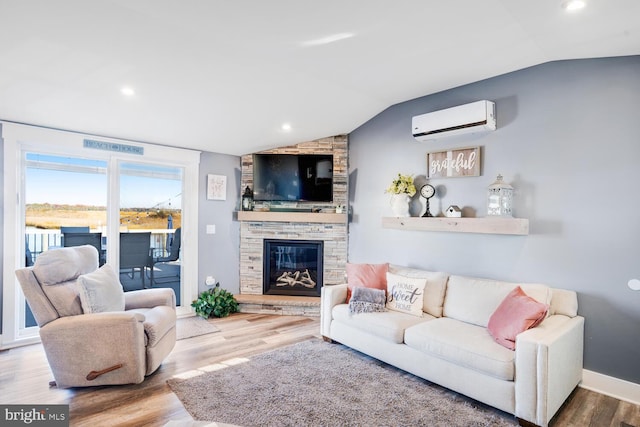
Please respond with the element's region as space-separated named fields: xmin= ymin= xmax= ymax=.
xmin=445 ymin=205 xmax=462 ymax=218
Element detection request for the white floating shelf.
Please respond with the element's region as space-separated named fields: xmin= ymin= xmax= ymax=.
xmin=382 ymin=217 xmax=529 ymax=235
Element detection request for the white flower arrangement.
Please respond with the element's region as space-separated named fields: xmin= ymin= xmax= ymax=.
xmin=385 ymin=173 xmax=416 ymax=196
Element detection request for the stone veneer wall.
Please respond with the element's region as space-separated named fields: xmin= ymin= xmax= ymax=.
xmin=239 ymin=135 xmax=348 ymax=295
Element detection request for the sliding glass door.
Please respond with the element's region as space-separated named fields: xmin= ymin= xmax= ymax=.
xmin=2 ymin=122 xmax=200 ymax=347
xmin=23 ymin=153 xmax=108 ymax=327
xmin=119 ymin=162 xmax=183 ymax=304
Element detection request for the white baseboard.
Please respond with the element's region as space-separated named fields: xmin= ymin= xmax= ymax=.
xmin=0 ymin=335 xmax=40 ymax=350
xmin=580 ymin=369 xmax=640 ymax=405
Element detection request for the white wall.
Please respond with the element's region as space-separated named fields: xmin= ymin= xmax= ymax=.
xmin=347 ymin=56 xmax=640 ymax=384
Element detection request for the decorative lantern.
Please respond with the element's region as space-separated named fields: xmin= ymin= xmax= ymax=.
xmin=487 ymin=174 xmax=513 ymax=217
xmin=242 ymin=186 xmax=254 ymax=211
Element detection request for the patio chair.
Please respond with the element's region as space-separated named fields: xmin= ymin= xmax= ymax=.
xmin=60 ymin=226 xmax=90 ymax=234
xmin=63 ymin=232 xmax=104 ymax=265
xmin=25 ymin=236 xmax=34 ymax=266
xmin=119 ymin=232 xmax=152 ymax=289
xmin=60 ymin=226 xmax=90 ymax=246
xmin=15 ymin=245 xmax=176 ymax=388
xmin=149 ymin=228 xmax=181 ymax=287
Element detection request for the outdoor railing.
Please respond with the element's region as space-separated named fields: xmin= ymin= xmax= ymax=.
xmin=25 ymin=229 xmax=176 ymax=265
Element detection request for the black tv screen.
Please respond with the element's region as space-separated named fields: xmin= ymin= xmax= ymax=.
xmin=253 ymin=154 xmax=333 ymax=202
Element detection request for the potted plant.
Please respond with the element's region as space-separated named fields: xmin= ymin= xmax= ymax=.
xmin=191 ymin=283 xmax=239 ymax=318
xmin=385 ymin=173 xmax=416 ymax=217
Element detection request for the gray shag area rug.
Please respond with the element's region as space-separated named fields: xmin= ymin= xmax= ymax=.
xmin=176 ymin=316 xmax=220 ymax=340
xmin=167 ymin=339 xmax=518 ymax=427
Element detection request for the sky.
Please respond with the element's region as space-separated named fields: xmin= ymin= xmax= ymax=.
xmin=26 ymin=153 xmax=182 ymax=209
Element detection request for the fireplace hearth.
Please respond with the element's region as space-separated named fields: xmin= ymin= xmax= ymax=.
xmin=263 ymin=239 xmax=323 ymax=297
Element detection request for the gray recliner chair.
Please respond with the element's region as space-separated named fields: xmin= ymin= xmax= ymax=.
xmin=15 ymin=245 xmax=177 ymax=388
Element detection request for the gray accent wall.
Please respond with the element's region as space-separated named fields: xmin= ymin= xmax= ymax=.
xmin=198 ymin=152 xmax=241 ymax=295
xmin=347 ymin=56 xmax=640 ymax=384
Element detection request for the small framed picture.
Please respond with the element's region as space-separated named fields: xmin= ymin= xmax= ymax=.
xmin=207 ymin=174 xmax=227 ymax=200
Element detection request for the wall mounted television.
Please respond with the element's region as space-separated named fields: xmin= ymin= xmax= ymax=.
xmin=253 ymin=153 xmax=333 ymax=202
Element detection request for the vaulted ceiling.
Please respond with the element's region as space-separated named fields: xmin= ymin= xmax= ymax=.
xmin=1 ymin=0 xmax=639 ymax=155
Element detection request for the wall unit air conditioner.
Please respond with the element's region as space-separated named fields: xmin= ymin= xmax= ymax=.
xmin=412 ymin=100 xmax=496 ymax=141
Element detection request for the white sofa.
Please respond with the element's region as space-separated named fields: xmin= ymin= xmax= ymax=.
xmin=320 ymin=265 xmax=584 ymax=427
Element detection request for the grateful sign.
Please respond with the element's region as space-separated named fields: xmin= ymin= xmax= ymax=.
xmin=427 ymin=146 xmax=481 ymax=178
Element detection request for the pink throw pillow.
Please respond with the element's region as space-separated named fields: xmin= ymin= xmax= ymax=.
xmin=488 ymin=286 xmax=549 ymax=350
xmin=345 ymin=263 xmax=389 ymax=303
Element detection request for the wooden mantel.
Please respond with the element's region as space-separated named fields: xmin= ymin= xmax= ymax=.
xmin=237 ymin=210 xmax=347 ymax=224
xmin=382 ymin=216 xmax=529 ymax=235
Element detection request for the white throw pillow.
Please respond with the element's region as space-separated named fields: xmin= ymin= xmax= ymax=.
xmin=386 ymin=272 xmax=426 ymax=317
xmin=388 ymin=264 xmax=448 ymax=317
xmin=77 ymin=264 xmax=125 ymax=313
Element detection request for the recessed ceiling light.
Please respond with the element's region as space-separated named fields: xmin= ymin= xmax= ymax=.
xmin=281 ymin=123 xmax=292 ymax=132
xmin=121 ymin=86 xmax=135 ymax=97
xmin=561 ymin=0 xmax=586 ymax=12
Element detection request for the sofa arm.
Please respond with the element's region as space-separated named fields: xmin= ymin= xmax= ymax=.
xmin=320 ymin=284 xmax=347 ymax=337
xmin=125 ymin=288 xmax=176 ymax=310
xmin=39 ymin=312 xmax=148 ymax=388
xmin=514 ymin=314 xmax=584 ymax=427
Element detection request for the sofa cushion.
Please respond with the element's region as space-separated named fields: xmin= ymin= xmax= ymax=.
xmin=332 ymin=304 xmax=432 ymax=344
xmin=345 ymin=263 xmax=389 ymax=303
xmin=404 ymin=317 xmax=515 ymax=381
xmin=37 ymin=278 xmax=84 ymax=317
xmin=388 ymin=265 xmax=448 ymax=317
xmin=488 ymin=286 xmax=549 ymax=350
xmin=443 ymin=275 xmax=551 ymax=328
xmin=77 ymin=264 xmax=126 ymax=314
xmin=386 ymin=272 xmax=425 ymax=317
xmin=549 ymin=288 xmax=578 ymax=317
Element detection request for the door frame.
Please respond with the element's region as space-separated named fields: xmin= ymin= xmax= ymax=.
xmin=1 ymin=122 xmax=200 ymax=348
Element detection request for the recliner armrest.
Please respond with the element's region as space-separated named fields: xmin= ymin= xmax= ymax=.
xmin=125 ymin=288 xmax=176 ymax=310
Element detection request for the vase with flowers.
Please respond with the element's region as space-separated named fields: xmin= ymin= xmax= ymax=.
xmin=385 ymin=173 xmax=416 ymax=217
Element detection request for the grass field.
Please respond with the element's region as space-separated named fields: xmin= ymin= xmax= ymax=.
xmin=26 ymin=204 xmax=181 ymax=230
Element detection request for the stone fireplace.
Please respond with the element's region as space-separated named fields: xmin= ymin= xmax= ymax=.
xmin=263 ymin=239 xmax=323 ymax=297
xmin=238 ymin=135 xmax=348 ymax=298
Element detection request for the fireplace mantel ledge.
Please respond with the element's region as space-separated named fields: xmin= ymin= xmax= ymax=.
xmin=237 ymin=211 xmax=347 ymax=224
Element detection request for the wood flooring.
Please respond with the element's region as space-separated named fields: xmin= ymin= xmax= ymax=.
xmin=0 ymin=313 xmax=638 ymax=427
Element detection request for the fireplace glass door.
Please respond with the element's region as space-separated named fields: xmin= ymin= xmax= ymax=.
xmin=263 ymin=239 xmax=323 ymax=296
